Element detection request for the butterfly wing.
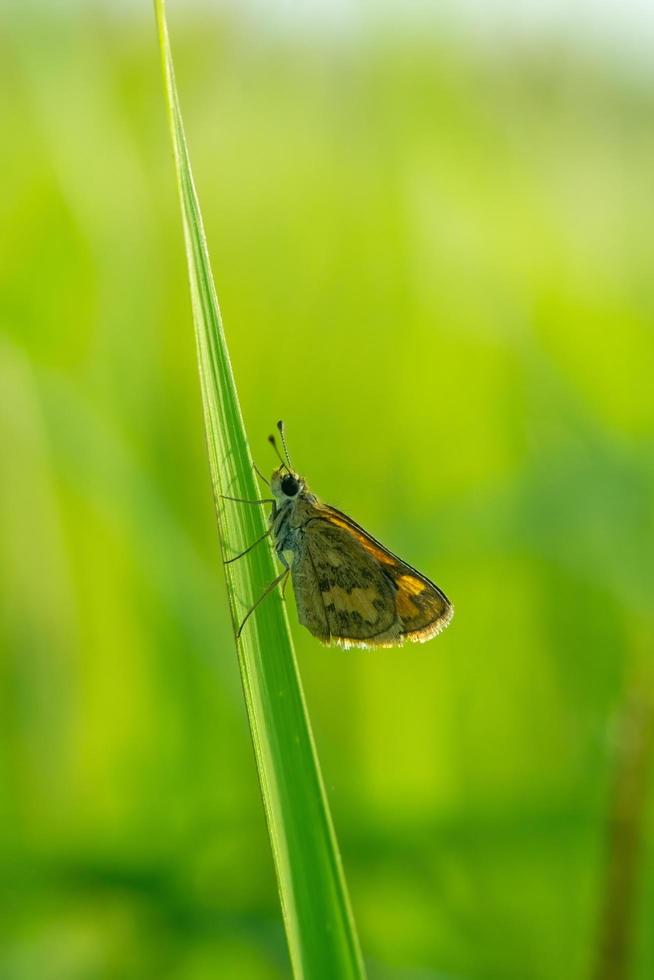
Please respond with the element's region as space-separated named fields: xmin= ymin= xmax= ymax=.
xmin=292 ymin=506 xmax=453 ymax=648
xmin=291 ymin=518 xmax=398 ymax=646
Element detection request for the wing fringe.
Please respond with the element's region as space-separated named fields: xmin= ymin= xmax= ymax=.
xmin=327 ymin=602 xmax=454 ymax=650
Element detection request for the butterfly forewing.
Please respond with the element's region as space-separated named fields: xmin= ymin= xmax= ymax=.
xmin=292 ymin=506 xmax=452 ymax=648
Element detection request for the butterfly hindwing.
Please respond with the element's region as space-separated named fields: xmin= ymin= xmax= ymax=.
xmin=292 ymin=519 xmax=398 ymax=646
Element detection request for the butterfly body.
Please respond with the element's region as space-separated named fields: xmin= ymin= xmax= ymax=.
xmin=268 ymin=467 xmax=453 ymax=649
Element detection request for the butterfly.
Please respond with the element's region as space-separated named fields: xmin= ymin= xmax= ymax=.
xmin=223 ymin=422 xmax=453 ymax=648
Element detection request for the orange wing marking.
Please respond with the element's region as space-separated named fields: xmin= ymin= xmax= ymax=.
xmin=395 ymin=574 xmax=427 ymax=618
xmin=325 ymin=515 xmax=397 ymax=566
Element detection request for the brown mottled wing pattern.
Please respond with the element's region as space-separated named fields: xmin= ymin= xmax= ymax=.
xmin=291 ymin=519 xmax=398 ymax=645
xmin=292 ymin=507 xmax=452 ymax=648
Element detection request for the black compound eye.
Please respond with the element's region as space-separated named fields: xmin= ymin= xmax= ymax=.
xmin=281 ymin=474 xmax=300 ymax=497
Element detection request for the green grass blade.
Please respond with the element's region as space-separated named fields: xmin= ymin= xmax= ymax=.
xmin=153 ymin=3 xmax=366 ymax=977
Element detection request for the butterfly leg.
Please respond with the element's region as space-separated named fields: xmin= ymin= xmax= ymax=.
xmin=236 ymin=568 xmax=290 ymax=639
xmin=224 ymin=529 xmax=272 ymax=565
xmin=253 ymin=462 xmax=271 ymax=489
xmin=221 ymin=495 xmax=274 ymax=505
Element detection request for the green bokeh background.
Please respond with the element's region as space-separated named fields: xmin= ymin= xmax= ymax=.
xmin=1 ymin=4 xmax=653 ymax=979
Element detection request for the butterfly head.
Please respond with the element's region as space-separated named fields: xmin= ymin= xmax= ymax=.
xmin=268 ymin=421 xmax=307 ymax=504
xmin=271 ymin=467 xmax=305 ymax=503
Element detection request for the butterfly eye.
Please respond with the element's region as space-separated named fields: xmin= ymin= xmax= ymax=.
xmin=281 ymin=475 xmax=299 ymax=497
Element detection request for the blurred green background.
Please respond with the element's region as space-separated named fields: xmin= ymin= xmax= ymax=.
xmin=1 ymin=2 xmax=653 ymax=978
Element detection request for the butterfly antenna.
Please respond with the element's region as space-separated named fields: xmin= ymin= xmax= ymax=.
xmin=276 ymin=420 xmax=293 ymax=468
xmin=268 ymin=433 xmax=287 ymax=470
